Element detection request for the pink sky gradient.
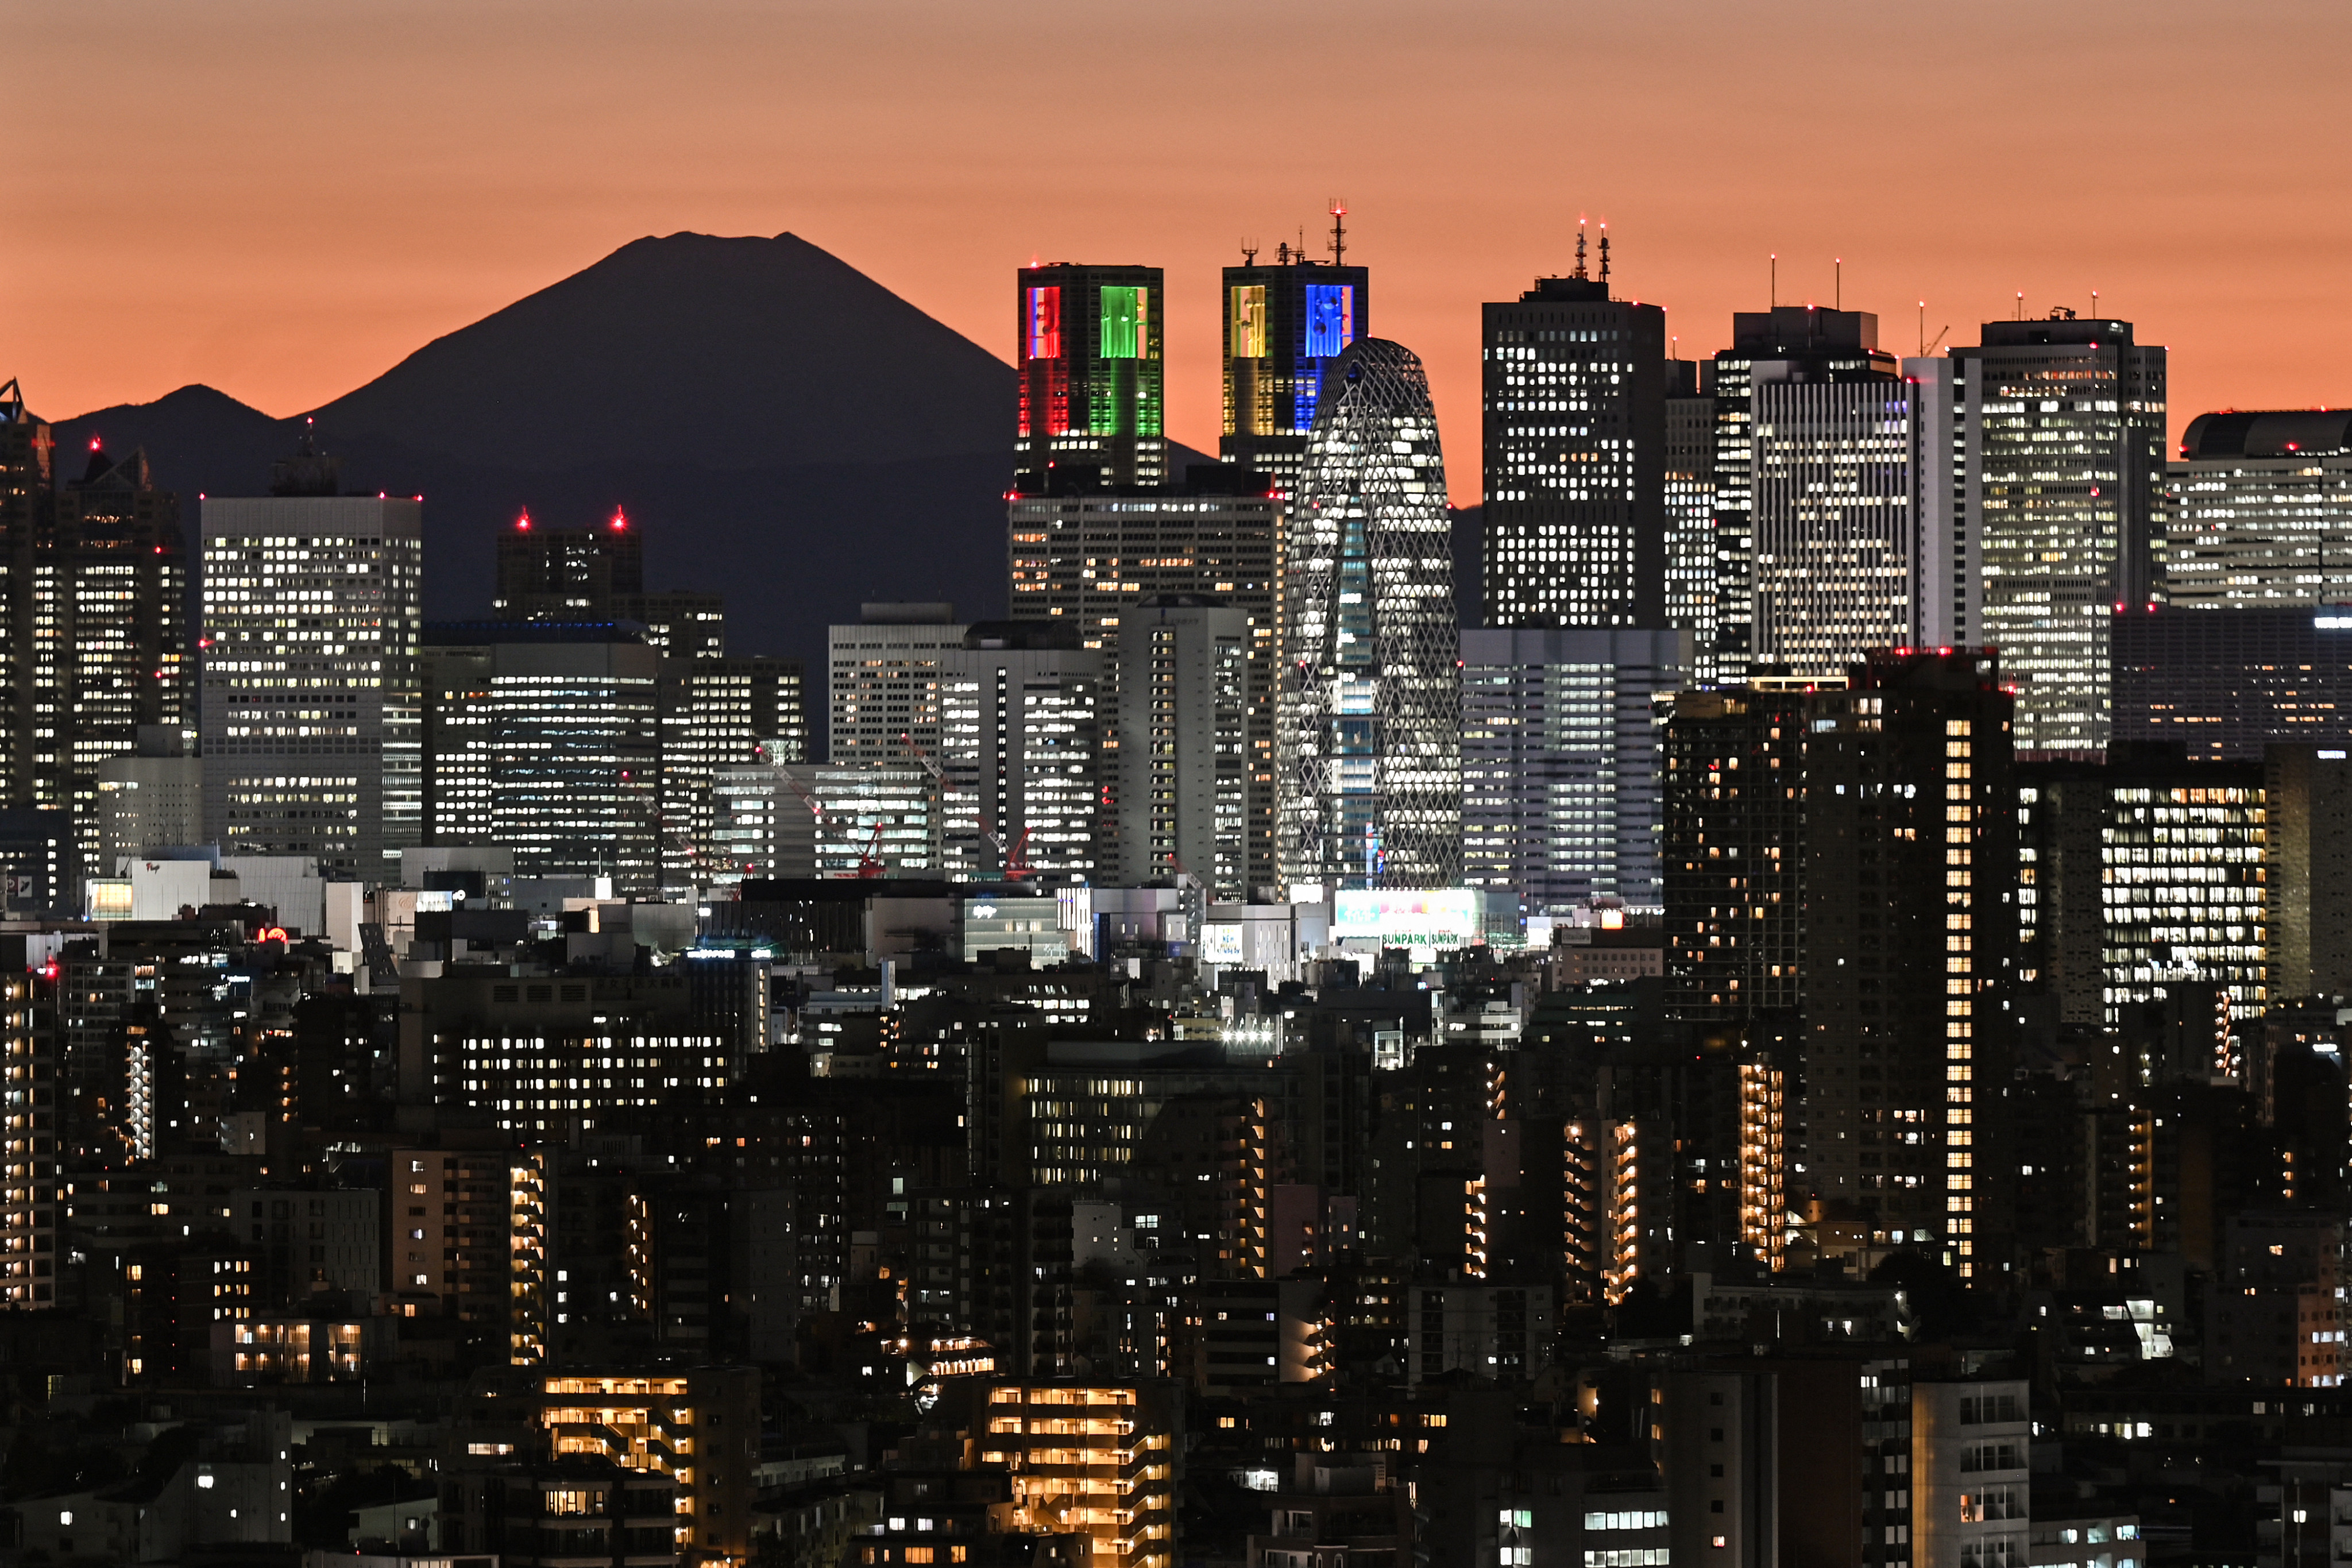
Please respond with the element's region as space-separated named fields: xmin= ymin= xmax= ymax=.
xmin=6 ymin=0 xmax=2348 ymax=504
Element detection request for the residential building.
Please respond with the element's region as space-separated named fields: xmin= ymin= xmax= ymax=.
xmin=1279 ymin=338 xmax=1461 ymax=892
xmin=1913 ymin=1380 xmax=2032 ymax=1568
xmin=1662 ymin=688 xmax=1809 ymax=1024
xmin=959 ymin=1380 xmax=1179 ymax=1568
xmin=1803 ymin=650 xmax=2017 ymax=1279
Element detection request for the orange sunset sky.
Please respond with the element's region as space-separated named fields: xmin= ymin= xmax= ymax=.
xmin=6 ymin=0 xmax=2348 ymax=506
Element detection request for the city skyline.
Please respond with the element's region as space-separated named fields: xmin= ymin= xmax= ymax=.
xmin=7 ymin=1 xmax=2351 ymax=508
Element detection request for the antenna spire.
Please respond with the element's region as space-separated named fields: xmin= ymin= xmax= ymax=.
xmin=1835 ymin=256 xmax=1841 ymax=311
xmin=1328 ymin=199 xmax=1347 ymax=267
xmin=1574 ymin=218 xmax=1589 ymax=282
xmin=1770 ymin=253 xmax=1777 ymax=308
xmin=1598 ymin=222 xmax=1611 ymax=285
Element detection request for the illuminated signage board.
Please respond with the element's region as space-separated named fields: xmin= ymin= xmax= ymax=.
xmin=1331 ymin=888 xmax=1481 ymax=948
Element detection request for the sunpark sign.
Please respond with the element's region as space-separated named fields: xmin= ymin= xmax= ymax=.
xmin=1330 ymin=889 xmax=1483 ymax=948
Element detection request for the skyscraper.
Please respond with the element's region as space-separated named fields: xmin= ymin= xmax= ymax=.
xmin=1007 ymin=470 xmax=1280 ymax=890
xmin=1954 ymin=314 xmax=2166 ymax=758
xmin=1013 ymin=263 xmax=1165 ymax=494
xmin=1803 ymin=648 xmax=2015 ymax=1280
xmin=1279 ymin=338 xmax=1460 ymax=891
xmin=1220 ymin=223 xmax=1369 ymax=496
xmin=1708 ymin=307 xmax=1903 ymax=684
xmin=1747 ymin=358 xmax=1968 ymax=679
xmin=2161 ymin=408 xmax=2352 ymax=606
xmin=827 ymin=604 xmax=967 ymax=766
xmin=939 ymin=622 xmax=1104 ymax=884
xmin=1117 ymin=597 xmax=1256 ymax=897
xmin=1662 ymin=362 xmax=1720 ymax=685
xmin=420 ymin=621 xmax=662 ymax=895
xmin=200 ymin=445 xmax=423 ymax=879
xmin=1481 ymin=234 xmax=1667 ymax=628
xmin=1460 ymin=627 xmax=1691 ymax=913
xmin=1662 ymin=688 xmax=1809 ymax=1024
xmin=2112 ymin=605 xmax=2352 ymax=759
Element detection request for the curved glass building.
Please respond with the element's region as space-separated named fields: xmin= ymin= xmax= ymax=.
xmin=1278 ymin=338 xmax=1461 ymax=891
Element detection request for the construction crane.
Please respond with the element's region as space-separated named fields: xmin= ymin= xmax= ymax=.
xmin=904 ymin=730 xmax=1033 ymax=880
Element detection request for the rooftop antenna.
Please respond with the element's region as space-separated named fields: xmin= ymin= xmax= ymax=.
xmin=1276 ymin=239 xmax=1290 ymax=265
xmin=1241 ymin=238 xmax=1258 ymax=265
xmin=2016 ymin=290 xmax=2024 ymax=320
xmin=1597 ymin=222 xmax=1611 ymax=285
xmin=1328 ymin=199 xmax=1347 ymax=267
xmin=2091 ymin=288 xmax=2100 ymax=319
xmin=1574 ymin=218 xmax=1589 ymax=281
xmin=1770 ymin=253 xmax=1778 ymax=308
xmin=1835 ymin=257 xmax=1842 ymax=311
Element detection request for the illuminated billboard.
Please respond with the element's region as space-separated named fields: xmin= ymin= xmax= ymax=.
xmin=1201 ymin=922 xmax=1246 ymax=964
xmin=1331 ymin=887 xmax=1481 ymax=948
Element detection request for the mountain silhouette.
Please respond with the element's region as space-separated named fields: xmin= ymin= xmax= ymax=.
xmin=48 ymin=231 xmax=1206 ymax=692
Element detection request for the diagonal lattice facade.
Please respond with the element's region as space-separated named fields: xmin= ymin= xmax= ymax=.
xmin=1278 ymin=338 xmax=1461 ymax=890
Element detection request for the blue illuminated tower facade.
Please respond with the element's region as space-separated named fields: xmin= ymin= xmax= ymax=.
xmin=1013 ymin=264 xmax=1165 ymax=493
xmin=1221 ymin=234 xmax=1370 ymax=495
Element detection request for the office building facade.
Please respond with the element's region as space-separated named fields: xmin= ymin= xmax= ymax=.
xmin=421 ymin=624 xmax=663 ymax=897
xmin=1014 ymin=262 xmax=1165 ymax=493
xmin=2111 ymin=605 xmax=2352 ymax=759
xmin=1008 ymin=473 xmax=1280 ymax=886
xmin=1117 ymin=597 xmax=1256 ymax=897
xmin=1954 ymin=315 xmax=2166 ymax=757
xmin=1279 ymin=338 xmax=1460 ymax=891
xmin=200 ymin=488 xmax=423 ymax=879
xmin=827 ymin=604 xmax=967 ymax=767
xmin=1663 ymin=362 xmax=1720 ymax=685
xmin=2162 ymin=408 xmax=2352 ymax=606
xmin=1220 ymin=246 xmax=1369 ymax=494
xmin=939 ymin=623 xmax=1104 ymax=883
xmin=2018 ymin=744 xmax=2266 ymax=1029
xmin=1461 ymin=627 xmax=1692 ymax=913
xmin=1481 ymin=256 xmax=1669 ymax=628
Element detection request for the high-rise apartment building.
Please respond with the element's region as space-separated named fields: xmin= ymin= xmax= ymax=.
xmin=200 ymin=457 xmax=422 ymax=879
xmin=1117 ymin=597 xmax=1255 ymax=897
xmin=1279 ymin=338 xmax=1460 ymax=891
xmin=0 ymin=968 xmax=55 ymax=1308
xmin=1803 ymin=649 xmax=2015 ymax=1280
xmin=1481 ymin=244 xmax=1668 ymax=628
xmin=940 ymin=623 xmax=1104 ymax=883
xmin=1663 ymin=361 xmax=1720 ymax=684
xmin=420 ymin=623 xmax=663 ymax=896
xmin=1953 ymin=314 xmax=2166 ymax=758
xmin=1662 ymin=689 xmax=1809 ymax=1023
xmin=2162 ymin=408 xmax=2352 ymax=606
xmin=1220 ymin=237 xmax=1369 ymax=495
xmin=1460 ymin=627 xmax=1691 ymax=913
xmin=1014 ymin=263 xmax=1165 ymax=493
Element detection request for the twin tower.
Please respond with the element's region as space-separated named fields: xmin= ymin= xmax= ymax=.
xmin=1004 ymin=248 xmax=1462 ymax=898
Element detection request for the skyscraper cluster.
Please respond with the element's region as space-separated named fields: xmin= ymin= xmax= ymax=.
xmin=5 ymin=216 xmax=2352 ymax=1568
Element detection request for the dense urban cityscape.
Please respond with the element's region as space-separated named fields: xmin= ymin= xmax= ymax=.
xmin=0 ymin=204 xmax=2347 ymax=1568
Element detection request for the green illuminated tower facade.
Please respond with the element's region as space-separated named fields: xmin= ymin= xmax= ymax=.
xmin=1014 ymin=264 xmax=1165 ymax=493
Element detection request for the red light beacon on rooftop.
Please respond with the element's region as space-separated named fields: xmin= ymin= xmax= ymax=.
xmin=515 ymin=508 xmax=531 ymax=532
xmin=610 ymin=507 xmax=627 ymax=531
